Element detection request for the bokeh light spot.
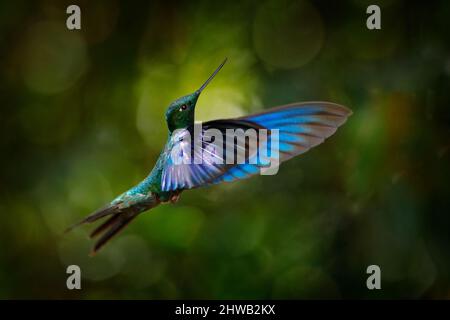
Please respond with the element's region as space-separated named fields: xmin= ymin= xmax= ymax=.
xmin=21 ymin=21 xmax=89 ymax=94
xmin=253 ymin=0 xmax=324 ymax=69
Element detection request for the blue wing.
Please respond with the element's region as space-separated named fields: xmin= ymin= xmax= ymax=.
xmin=210 ymin=102 xmax=352 ymax=184
xmin=160 ymin=102 xmax=352 ymax=191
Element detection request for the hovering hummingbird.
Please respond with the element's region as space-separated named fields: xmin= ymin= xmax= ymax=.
xmin=67 ymin=58 xmax=352 ymax=254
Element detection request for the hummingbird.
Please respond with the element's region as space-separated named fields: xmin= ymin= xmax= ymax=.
xmin=67 ymin=58 xmax=352 ymax=255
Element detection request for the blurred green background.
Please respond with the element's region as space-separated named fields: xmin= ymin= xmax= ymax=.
xmin=0 ymin=0 xmax=449 ymax=299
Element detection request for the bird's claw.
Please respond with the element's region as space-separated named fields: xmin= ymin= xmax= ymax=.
xmin=170 ymin=193 xmax=181 ymax=203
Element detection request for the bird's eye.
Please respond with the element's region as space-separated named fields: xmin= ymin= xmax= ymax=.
xmin=179 ymin=105 xmax=187 ymax=111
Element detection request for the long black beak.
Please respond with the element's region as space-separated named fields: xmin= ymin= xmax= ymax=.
xmin=196 ymin=58 xmax=228 ymax=94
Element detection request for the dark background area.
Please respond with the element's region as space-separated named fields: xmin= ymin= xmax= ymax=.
xmin=0 ymin=0 xmax=449 ymax=299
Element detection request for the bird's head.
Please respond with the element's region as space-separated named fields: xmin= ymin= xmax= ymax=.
xmin=165 ymin=58 xmax=227 ymax=133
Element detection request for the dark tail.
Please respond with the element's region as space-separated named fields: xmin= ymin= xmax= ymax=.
xmin=64 ymin=204 xmax=121 ymax=234
xmin=65 ymin=193 xmax=160 ymax=255
xmin=89 ymin=210 xmax=140 ymax=255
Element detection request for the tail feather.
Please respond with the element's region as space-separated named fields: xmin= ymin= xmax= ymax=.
xmin=89 ymin=213 xmax=121 ymax=238
xmin=64 ymin=204 xmax=120 ymax=234
xmin=65 ymin=192 xmax=161 ymax=254
xmin=90 ymin=211 xmax=140 ymax=255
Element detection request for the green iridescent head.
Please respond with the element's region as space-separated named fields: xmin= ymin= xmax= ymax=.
xmin=165 ymin=58 xmax=227 ymax=132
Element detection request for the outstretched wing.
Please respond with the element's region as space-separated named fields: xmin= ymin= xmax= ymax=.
xmin=211 ymin=102 xmax=352 ymax=184
xmin=160 ymin=102 xmax=352 ymax=191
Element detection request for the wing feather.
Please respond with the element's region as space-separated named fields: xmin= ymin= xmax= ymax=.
xmin=161 ymin=102 xmax=352 ymax=190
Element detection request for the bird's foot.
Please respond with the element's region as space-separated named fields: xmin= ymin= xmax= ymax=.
xmin=170 ymin=193 xmax=181 ymax=203
xmin=157 ymin=191 xmax=182 ymax=204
